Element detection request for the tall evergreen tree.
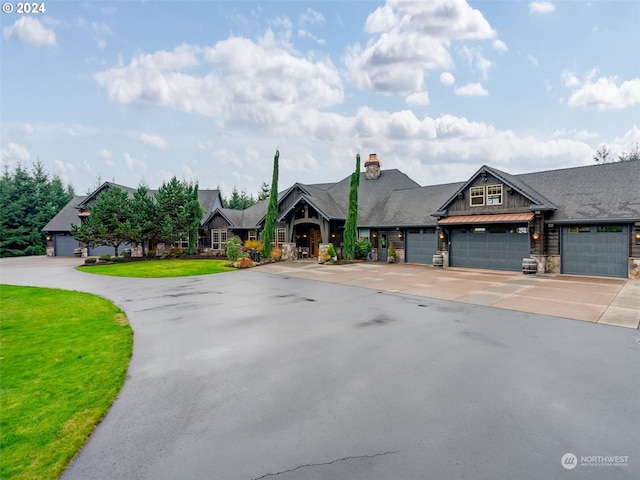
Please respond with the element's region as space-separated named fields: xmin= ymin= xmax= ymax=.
xmin=187 ymin=184 xmax=204 ymax=254
xmin=129 ymin=184 xmax=158 ymax=256
xmin=0 ymin=161 xmax=74 ymax=257
xmin=71 ymin=187 xmax=132 ymax=256
xmin=262 ymin=150 xmax=279 ymax=258
xmin=155 ymin=177 xmax=189 ymax=244
xmin=257 ymin=182 xmax=270 ymax=202
xmin=342 ymin=153 xmax=361 ymax=260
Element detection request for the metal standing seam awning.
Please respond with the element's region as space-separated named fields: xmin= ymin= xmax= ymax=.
xmin=438 ymin=213 xmax=534 ymax=225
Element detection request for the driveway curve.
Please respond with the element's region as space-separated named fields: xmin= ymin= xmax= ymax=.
xmin=1 ymin=257 xmax=639 ymax=480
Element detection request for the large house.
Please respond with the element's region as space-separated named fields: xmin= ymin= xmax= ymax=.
xmin=43 ymin=155 xmax=640 ymax=279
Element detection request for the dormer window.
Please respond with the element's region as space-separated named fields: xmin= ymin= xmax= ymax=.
xmin=487 ymin=184 xmax=503 ymax=205
xmin=470 ymin=187 xmax=484 ymax=206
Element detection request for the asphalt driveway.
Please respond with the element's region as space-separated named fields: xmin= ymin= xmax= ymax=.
xmin=1 ymin=257 xmax=639 ymax=479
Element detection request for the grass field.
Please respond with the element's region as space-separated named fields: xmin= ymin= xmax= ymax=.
xmin=78 ymin=259 xmax=235 ymax=277
xmin=0 ymin=285 xmax=133 ymax=480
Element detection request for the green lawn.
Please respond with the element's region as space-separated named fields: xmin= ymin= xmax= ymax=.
xmin=77 ymin=259 xmax=235 ymax=278
xmin=0 ymin=285 xmax=133 ymax=480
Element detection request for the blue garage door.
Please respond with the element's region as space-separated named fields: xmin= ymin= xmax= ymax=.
xmin=54 ymin=233 xmax=79 ymax=256
xmin=405 ymin=229 xmax=437 ymax=264
xmin=561 ymin=225 xmax=628 ymax=278
xmin=450 ymin=226 xmax=529 ymax=271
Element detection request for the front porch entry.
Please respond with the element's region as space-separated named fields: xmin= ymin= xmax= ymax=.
xmin=295 ymin=225 xmax=322 ymax=258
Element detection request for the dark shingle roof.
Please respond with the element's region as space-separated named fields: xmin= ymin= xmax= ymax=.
xmin=366 ymin=182 xmax=465 ymax=227
xmin=516 ymin=161 xmax=640 ymax=221
xmin=42 ymin=195 xmax=86 ymax=232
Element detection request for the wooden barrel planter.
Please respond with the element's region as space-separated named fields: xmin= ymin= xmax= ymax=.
xmin=522 ymin=258 xmax=537 ymax=274
xmin=432 ymin=254 xmax=444 ymax=267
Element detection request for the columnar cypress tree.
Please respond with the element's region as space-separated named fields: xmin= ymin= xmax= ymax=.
xmin=187 ymin=184 xmax=204 ymax=254
xmin=342 ymin=153 xmax=361 ymax=260
xmin=261 ymin=149 xmax=279 ymax=258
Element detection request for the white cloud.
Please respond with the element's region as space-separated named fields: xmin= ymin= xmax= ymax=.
xmin=564 ymin=72 xmax=640 ymax=110
xmin=457 ymin=45 xmax=494 ymax=81
xmin=98 ymin=148 xmax=114 ymax=166
xmin=454 ymin=83 xmax=489 ymax=96
xmin=528 ymin=54 xmax=539 ymax=66
xmin=529 ymin=2 xmax=555 ymax=14
xmin=552 ymin=129 xmax=599 ymax=141
xmin=139 ymin=133 xmax=169 ymax=149
xmin=3 ymin=17 xmax=56 ymax=46
xmin=1 ymin=142 xmax=31 ymax=162
xmin=344 ymin=0 xmax=497 ymax=95
xmin=492 ymin=39 xmax=508 ymax=52
xmin=299 ymin=8 xmax=325 ymax=26
xmin=124 ymin=152 xmax=146 ymax=171
xmin=440 ymin=72 xmax=456 ymax=85
xmin=405 ymin=91 xmax=430 ymax=106
xmin=561 ymin=69 xmax=581 ymax=88
xmin=94 ymin=34 xmax=343 ymax=127
xmin=297 ymin=29 xmax=326 ymax=45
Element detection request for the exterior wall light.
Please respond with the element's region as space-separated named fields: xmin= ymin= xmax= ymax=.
xmin=532 ymin=232 xmax=541 ymax=241
xmin=635 ymin=232 xmax=640 ymax=242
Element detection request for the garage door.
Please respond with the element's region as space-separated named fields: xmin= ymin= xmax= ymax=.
xmin=450 ymin=226 xmax=529 ymax=271
xmin=561 ymin=225 xmax=628 ymax=278
xmin=405 ymin=229 xmax=437 ymax=264
xmin=54 ymin=233 xmax=78 ymax=256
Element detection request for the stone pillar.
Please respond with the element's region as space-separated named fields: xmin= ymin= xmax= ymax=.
xmin=282 ymin=243 xmax=298 ymax=261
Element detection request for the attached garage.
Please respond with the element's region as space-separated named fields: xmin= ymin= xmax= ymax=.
xmin=449 ymin=226 xmax=529 ymax=271
xmin=54 ymin=234 xmax=79 ymax=256
xmin=561 ymin=225 xmax=629 ymax=278
xmin=405 ymin=228 xmax=437 ymax=264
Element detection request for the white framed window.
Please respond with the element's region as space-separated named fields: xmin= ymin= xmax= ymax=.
xmin=487 ymin=184 xmax=503 ymax=205
xmin=248 ymin=230 xmax=257 ymax=241
xmin=358 ymin=228 xmax=370 ymax=241
xmin=270 ymin=227 xmax=286 ymax=245
xmin=211 ymin=229 xmax=228 ymax=251
xmin=470 ymin=186 xmax=485 ymax=206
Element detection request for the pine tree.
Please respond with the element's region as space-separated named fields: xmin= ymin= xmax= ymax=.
xmin=262 ymin=150 xmax=279 ymax=258
xmin=342 ymin=153 xmax=361 ymax=260
xmin=257 ymin=182 xmax=270 ymax=202
xmin=71 ymin=187 xmax=132 ymax=256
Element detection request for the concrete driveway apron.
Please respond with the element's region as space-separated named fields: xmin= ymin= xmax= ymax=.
xmin=1 ymin=257 xmax=639 ymax=480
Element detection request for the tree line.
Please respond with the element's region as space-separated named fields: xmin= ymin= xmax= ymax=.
xmin=71 ymin=177 xmax=203 ymax=257
xmin=0 ymin=161 xmax=75 ymax=257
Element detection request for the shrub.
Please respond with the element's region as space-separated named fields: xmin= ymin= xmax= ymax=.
xmin=244 ymin=240 xmax=262 ymax=252
xmin=112 ymin=256 xmax=124 ymax=263
xmin=147 ymin=249 xmax=157 ymax=259
xmin=355 ymin=239 xmax=372 ymax=259
xmin=84 ymin=257 xmax=97 ymax=264
xmin=270 ymin=247 xmax=282 ymax=260
xmin=326 ymin=244 xmax=337 ymax=258
xmin=237 ymin=257 xmax=255 ymax=269
xmin=169 ymin=246 xmax=183 ymax=257
xmin=388 ymin=241 xmax=396 ymax=258
xmin=226 ymin=236 xmax=243 ymax=262
xmin=98 ymin=254 xmax=111 ymax=262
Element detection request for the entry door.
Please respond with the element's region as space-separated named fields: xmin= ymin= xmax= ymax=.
xmin=310 ymin=229 xmax=321 ymax=257
xmin=379 ymin=232 xmax=388 ymax=261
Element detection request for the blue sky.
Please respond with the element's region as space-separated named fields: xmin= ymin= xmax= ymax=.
xmin=1 ymin=0 xmax=639 ymax=197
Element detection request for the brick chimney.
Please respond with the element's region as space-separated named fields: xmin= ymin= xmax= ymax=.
xmin=364 ymin=153 xmax=381 ymax=180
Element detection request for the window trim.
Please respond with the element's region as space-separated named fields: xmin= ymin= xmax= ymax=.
xmin=486 ymin=184 xmax=503 ymax=205
xmin=470 ymin=186 xmax=485 ymax=206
